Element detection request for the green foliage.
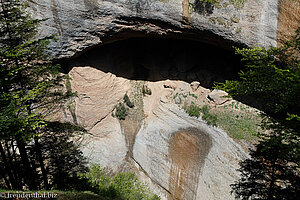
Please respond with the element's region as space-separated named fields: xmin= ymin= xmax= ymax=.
xmin=33 ymin=123 xmax=88 ymax=191
xmin=0 ymin=190 xmax=104 ymax=200
xmin=0 ymin=0 xmax=82 ymax=191
xmin=57 ymin=191 xmax=103 ymax=200
xmin=216 ymin=28 xmax=300 ymax=199
xmin=114 ymin=103 xmax=128 ymax=120
xmin=215 ymin=109 xmax=259 ymax=140
xmin=201 ymin=105 xmax=217 ymax=126
xmin=188 ymin=92 xmax=198 ymax=99
xmin=184 ymin=104 xmax=218 ymax=126
xmin=80 ymin=164 xmax=160 ymax=200
xmin=215 ymin=29 xmax=300 ymax=126
xmin=0 ymin=0 xmax=67 ymax=141
xmin=230 ymin=15 xmax=240 ymax=23
xmin=231 ymin=128 xmax=300 ymax=199
xmin=184 ymin=103 xmax=201 ymax=117
xmin=123 ymin=94 xmax=134 ymax=108
xmin=142 ymin=85 xmax=152 ymax=96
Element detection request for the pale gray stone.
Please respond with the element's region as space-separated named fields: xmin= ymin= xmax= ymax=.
xmin=27 ymin=0 xmax=279 ymax=59
xmin=208 ymin=89 xmax=231 ymax=105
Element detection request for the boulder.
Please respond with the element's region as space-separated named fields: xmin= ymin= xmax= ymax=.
xmin=208 ymin=89 xmax=231 ymax=105
xmin=190 ymin=81 xmax=200 ymax=92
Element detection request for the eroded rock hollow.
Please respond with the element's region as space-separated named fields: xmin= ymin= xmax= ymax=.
xmin=53 ymin=37 xmax=249 ymax=200
xmin=62 ymin=38 xmax=242 ymax=88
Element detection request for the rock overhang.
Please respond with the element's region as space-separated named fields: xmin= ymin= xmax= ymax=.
xmin=27 ymin=0 xmax=279 ymax=60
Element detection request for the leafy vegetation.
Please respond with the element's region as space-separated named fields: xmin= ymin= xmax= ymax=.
xmin=123 ymin=94 xmax=134 ymax=108
xmin=113 ymin=94 xmax=136 ymax=120
xmin=80 ymin=164 xmax=160 ymax=200
xmin=184 ymin=104 xmax=218 ymax=126
xmin=216 ymin=28 xmax=300 ymax=199
xmin=214 ymin=109 xmax=259 ymax=140
xmin=0 ymin=0 xmax=88 ymax=191
xmin=198 ymin=0 xmax=217 ymax=3
xmin=0 ymin=3 xmax=159 ymax=199
xmin=114 ymin=103 xmax=128 ymax=120
xmin=201 ymin=105 xmax=217 ymax=126
xmin=0 ymin=164 xmax=161 ymax=200
xmin=184 ymin=103 xmax=202 ymax=117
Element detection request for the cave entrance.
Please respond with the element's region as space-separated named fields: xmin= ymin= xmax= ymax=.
xmin=63 ymin=37 xmax=242 ymax=88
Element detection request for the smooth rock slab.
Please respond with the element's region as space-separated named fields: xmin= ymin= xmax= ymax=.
xmin=133 ymin=100 xmax=248 ymax=200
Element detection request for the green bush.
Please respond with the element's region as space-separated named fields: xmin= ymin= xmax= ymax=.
xmin=184 ymin=103 xmax=201 ymax=117
xmin=142 ymin=85 xmax=152 ymax=96
xmin=201 ymin=105 xmax=217 ymax=126
xmin=202 ymin=112 xmax=217 ymax=126
xmin=115 ymin=103 xmax=128 ymax=120
xmin=123 ymin=94 xmax=134 ymax=108
xmin=80 ymin=164 xmax=160 ymax=200
xmin=184 ymin=104 xmax=218 ymax=126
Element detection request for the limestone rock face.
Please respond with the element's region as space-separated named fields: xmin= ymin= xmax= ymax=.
xmin=56 ymin=65 xmax=248 ymax=199
xmin=28 ymin=0 xmax=279 ymax=59
xmin=64 ymin=67 xmax=130 ymax=168
xmin=133 ymin=99 xmax=248 ymax=200
xmin=24 ymin=1 xmax=286 ymax=199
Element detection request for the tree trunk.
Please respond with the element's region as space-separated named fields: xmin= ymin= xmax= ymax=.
xmin=5 ymin=140 xmax=21 ymax=189
xmin=0 ymin=163 xmax=11 ymax=189
xmin=34 ymin=136 xmax=49 ymax=189
xmin=16 ymin=138 xmax=38 ymax=190
xmin=0 ymin=142 xmax=17 ymax=189
xmin=10 ymin=139 xmax=21 ymax=186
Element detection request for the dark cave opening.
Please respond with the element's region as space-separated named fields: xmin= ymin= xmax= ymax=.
xmin=61 ymin=37 xmax=243 ymax=88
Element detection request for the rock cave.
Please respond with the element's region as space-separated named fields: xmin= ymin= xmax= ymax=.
xmin=61 ymin=37 xmax=243 ymax=88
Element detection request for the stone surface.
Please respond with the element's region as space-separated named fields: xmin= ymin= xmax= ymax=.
xmin=190 ymin=81 xmax=200 ymax=91
xmin=133 ymin=98 xmax=248 ymax=200
xmin=68 ymin=67 xmax=130 ymax=130
xmin=58 ymin=67 xmax=131 ymax=168
xmin=208 ymin=89 xmax=231 ymax=105
xmin=24 ymin=1 xmax=293 ymax=199
xmin=55 ymin=66 xmax=249 ymax=199
xmin=28 ymin=0 xmax=280 ymax=59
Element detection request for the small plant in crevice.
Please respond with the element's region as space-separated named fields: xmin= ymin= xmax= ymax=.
xmin=114 ymin=103 xmax=128 ymax=120
xmin=142 ymin=84 xmax=152 ymax=96
xmin=113 ymin=94 xmax=136 ymax=120
xmin=123 ymin=93 xmax=134 ymax=108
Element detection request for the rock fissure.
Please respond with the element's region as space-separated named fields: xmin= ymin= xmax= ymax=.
xmin=90 ymin=111 xmax=112 ymax=131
